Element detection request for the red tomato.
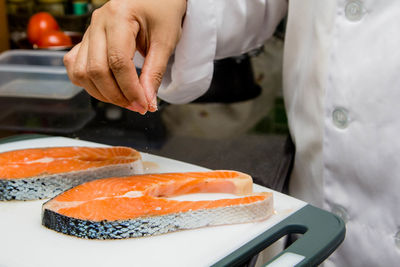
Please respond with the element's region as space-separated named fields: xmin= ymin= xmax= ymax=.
xmin=36 ymin=31 xmax=72 ymax=48
xmin=27 ymin=12 xmax=60 ymax=45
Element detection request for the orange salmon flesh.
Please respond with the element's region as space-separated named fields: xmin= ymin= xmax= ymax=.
xmin=44 ymin=171 xmax=272 ymax=221
xmin=0 ymin=146 xmax=140 ymax=179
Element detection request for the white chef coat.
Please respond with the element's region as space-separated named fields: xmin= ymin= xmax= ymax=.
xmin=153 ymin=0 xmax=400 ymax=266
xmin=154 ymin=0 xmax=287 ymax=104
xmin=284 ymin=0 xmax=400 ymax=266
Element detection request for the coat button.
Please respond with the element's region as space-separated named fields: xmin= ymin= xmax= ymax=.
xmin=331 ymin=204 xmax=349 ymax=223
xmin=345 ymin=0 xmax=364 ymax=21
xmin=332 ymin=107 xmax=349 ymax=129
xmin=395 ymin=231 xmax=400 ymax=249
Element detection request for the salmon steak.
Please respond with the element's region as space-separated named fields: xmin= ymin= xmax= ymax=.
xmin=0 ymin=146 xmax=143 ymax=201
xmin=42 ymin=170 xmax=273 ymax=239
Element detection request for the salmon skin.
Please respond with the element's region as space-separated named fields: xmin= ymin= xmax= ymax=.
xmin=42 ymin=170 xmax=273 ymax=239
xmin=0 ymin=146 xmax=143 ymax=201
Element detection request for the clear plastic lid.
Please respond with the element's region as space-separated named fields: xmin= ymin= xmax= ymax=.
xmin=0 ymin=50 xmax=82 ymax=99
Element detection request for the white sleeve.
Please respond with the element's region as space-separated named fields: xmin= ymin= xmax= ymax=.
xmin=157 ymin=0 xmax=288 ymax=104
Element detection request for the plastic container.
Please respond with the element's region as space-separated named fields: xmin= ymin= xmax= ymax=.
xmin=0 ymin=49 xmax=94 ymax=133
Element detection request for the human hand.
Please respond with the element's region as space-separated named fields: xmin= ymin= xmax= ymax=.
xmin=64 ymin=0 xmax=187 ymax=114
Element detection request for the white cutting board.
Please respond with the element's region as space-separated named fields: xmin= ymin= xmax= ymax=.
xmin=0 ymin=137 xmax=306 ymax=267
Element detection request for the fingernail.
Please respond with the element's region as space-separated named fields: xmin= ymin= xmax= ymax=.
xmin=148 ymin=96 xmax=158 ymax=112
xmin=127 ymin=102 xmax=147 ymax=115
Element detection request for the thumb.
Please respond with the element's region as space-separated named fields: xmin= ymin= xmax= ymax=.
xmin=140 ymin=42 xmax=173 ymax=112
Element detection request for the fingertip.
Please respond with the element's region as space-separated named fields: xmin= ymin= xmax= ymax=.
xmin=127 ymin=102 xmax=148 ymax=115
xmin=147 ymin=96 xmax=158 ymax=112
xmin=141 ymin=77 xmax=160 ymax=112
